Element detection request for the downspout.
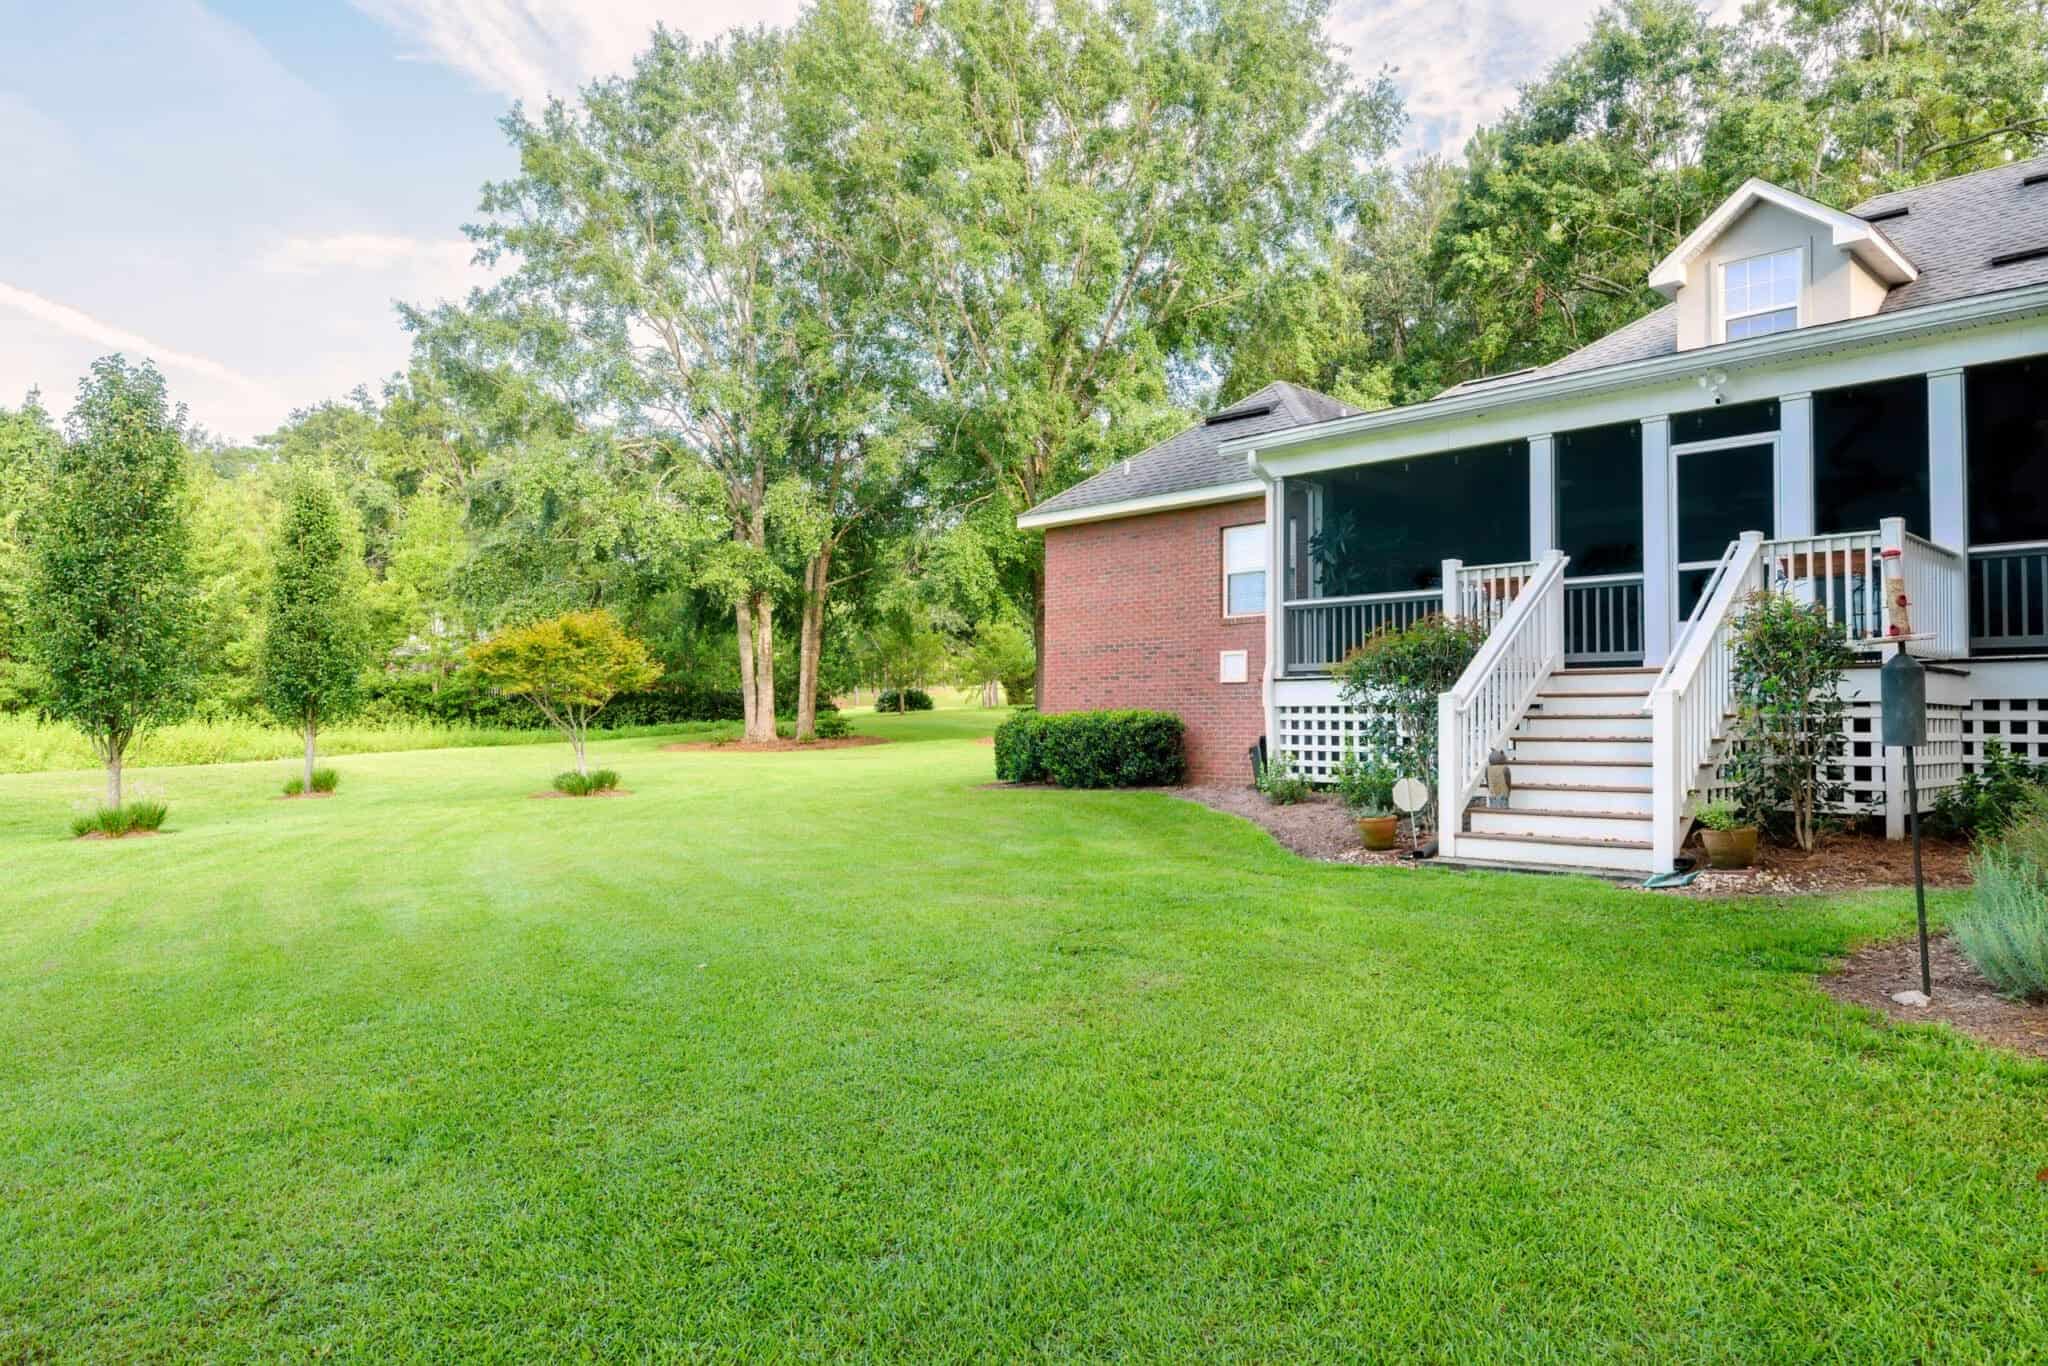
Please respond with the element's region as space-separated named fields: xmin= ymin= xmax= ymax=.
xmin=1248 ymin=448 xmax=1281 ymax=780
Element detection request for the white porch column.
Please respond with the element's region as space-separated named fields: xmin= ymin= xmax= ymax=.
xmin=1263 ymin=474 xmax=1283 ymax=752
xmin=1777 ymin=392 xmax=1815 ymax=539
xmin=1641 ymin=416 xmax=1673 ymax=665
xmin=1528 ymin=433 xmax=1557 ymax=556
xmin=1928 ymin=368 xmax=1967 ymax=550
xmin=1441 ymin=558 xmax=1463 ymax=619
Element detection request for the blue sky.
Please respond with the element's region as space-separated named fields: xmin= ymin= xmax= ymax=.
xmin=0 ymin=0 xmax=1685 ymax=442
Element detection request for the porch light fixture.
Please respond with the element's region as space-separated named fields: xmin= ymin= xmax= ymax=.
xmin=1695 ymin=369 xmax=1731 ymax=404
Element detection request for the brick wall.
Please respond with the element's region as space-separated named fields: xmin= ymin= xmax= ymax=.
xmin=1042 ymin=497 xmax=1267 ymax=784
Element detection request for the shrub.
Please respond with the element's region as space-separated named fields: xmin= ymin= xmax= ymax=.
xmin=70 ymin=801 xmax=167 ymax=838
xmin=551 ymin=768 xmax=620 ymax=797
xmin=1332 ymin=747 xmax=1395 ymax=815
xmin=875 ymin=688 xmax=934 ymax=713
xmin=310 ymin=767 xmax=339 ymax=794
xmin=1332 ymin=614 xmax=1487 ymax=830
xmin=994 ymin=711 xmax=1050 ymax=783
xmin=1929 ymin=742 xmax=2046 ymax=840
xmin=1953 ymin=795 xmax=2048 ymax=1000
xmin=993 ymin=709 xmax=1182 ymax=788
xmin=1256 ymin=750 xmax=1312 ymax=805
xmin=814 ymin=712 xmax=853 ymax=740
xmin=1723 ymin=591 xmax=1855 ymax=852
xmin=282 ymin=774 xmax=304 ymax=796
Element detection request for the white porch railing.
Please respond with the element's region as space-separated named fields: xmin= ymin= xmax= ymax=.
xmin=1647 ymin=532 xmax=1767 ymax=872
xmin=1437 ymin=550 xmax=1568 ymax=858
xmin=1898 ymin=526 xmax=1968 ymax=657
xmin=1760 ymin=519 xmax=1967 ymax=657
xmin=1452 ymin=558 xmax=1539 ymax=631
xmin=1970 ymin=540 xmax=2048 ymax=651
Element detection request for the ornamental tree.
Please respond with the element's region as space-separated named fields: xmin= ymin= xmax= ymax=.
xmin=26 ymin=357 xmax=198 ymax=808
xmin=468 ymin=610 xmax=661 ymax=775
xmin=1333 ymin=614 xmax=1488 ymax=830
xmin=260 ymin=466 xmax=371 ymax=792
xmin=1724 ymin=590 xmax=1855 ymax=852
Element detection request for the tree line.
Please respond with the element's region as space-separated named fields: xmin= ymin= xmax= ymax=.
xmin=2 ymin=0 xmax=2042 ymax=750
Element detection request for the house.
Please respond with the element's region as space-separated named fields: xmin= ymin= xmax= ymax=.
xmin=1022 ymin=156 xmax=2048 ymax=875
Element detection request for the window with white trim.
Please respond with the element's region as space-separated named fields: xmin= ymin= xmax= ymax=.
xmin=1721 ymin=248 xmax=1801 ymax=341
xmin=1222 ymin=523 xmax=1266 ymax=616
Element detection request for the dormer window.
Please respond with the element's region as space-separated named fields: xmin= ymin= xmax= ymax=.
xmin=1722 ymin=248 xmax=1802 ymax=341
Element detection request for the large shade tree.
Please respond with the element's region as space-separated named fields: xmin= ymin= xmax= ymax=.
xmin=26 ymin=357 xmax=198 ymax=807
xmin=860 ymin=0 xmax=1403 ymax=688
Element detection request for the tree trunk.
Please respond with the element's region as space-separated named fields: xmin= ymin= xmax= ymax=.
xmin=737 ymin=598 xmax=758 ymax=738
xmin=303 ymin=714 xmax=318 ymax=793
xmin=573 ymin=726 xmax=588 ymax=777
xmin=746 ymin=591 xmax=776 ymax=744
xmin=795 ymin=548 xmax=832 ymax=742
xmin=106 ymin=743 xmax=123 ymax=810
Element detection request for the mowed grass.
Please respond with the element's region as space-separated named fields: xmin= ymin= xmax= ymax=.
xmin=2 ymin=710 xmax=2044 ymax=1359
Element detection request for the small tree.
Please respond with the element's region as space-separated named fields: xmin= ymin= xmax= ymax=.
xmin=957 ymin=617 xmax=1035 ymax=707
xmin=1724 ymin=591 xmax=1855 ymax=852
xmin=260 ymin=467 xmax=371 ymax=792
xmin=469 ymin=610 xmax=661 ymax=774
xmin=1333 ymin=614 xmax=1487 ymax=831
xmin=26 ymin=358 xmax=197 ymax=807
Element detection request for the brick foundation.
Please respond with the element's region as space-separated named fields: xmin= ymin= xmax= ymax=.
xmin=1041 ymin=498 xmax=1267 ymax=784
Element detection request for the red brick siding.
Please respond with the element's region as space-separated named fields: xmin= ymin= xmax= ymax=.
xmin=1042 ymin=497 xmax=1266 ymax=784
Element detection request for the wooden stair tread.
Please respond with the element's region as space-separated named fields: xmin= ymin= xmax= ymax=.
xmin=1510 ymin=782 xmax=1652 ymax=794
xmin=1459 ymin=831 xmax=1653 ymax=851
xmin=1505 ymin=757 xmax=1648 ymax=767
xmin=1535 ymin=691 xmax=1652 ymax=699
xmin=1468 ymin=805 xmax=1650 ymax=821
xmin=1559 ymin=666 xmax=1660 ymax=675
xmin=1522 ymin=711 xmax=1648 ymax=720
xmin=1512 ymin=735 xmax=1651 ymax=744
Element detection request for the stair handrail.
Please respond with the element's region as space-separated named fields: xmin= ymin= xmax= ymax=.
xmin=1437 ymin=549 xmax=1568 ymax=859
xmin=1646 ymin=531 xmax=1767 ymax=871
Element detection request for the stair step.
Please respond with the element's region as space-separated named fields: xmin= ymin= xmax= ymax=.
xmin=1469 ymin=803 xmax=1649 ymax=821
xmin=1452 ymin=832 xmax=1657 ymax=874
xmin=1562 ymin=666 xmax=1661 ymax=675
xmin=1511 ymin=737 xmax=1651 ymax=763
xmin=1460 ymin=830 xmax=1652 ymax=851
xmin=1506 ymin=759 xmax=1653 ymax=786
xmin=1518 ymin=714 xmax=1652 ymax=740
xmin=1499 ymin=782 xmax=1653 ymax=814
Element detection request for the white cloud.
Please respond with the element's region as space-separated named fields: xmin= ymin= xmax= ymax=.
xmin=0 ymin=282 xmax=275 ymax=399
xmin=348 ymin=0 xmax=803 ymax=105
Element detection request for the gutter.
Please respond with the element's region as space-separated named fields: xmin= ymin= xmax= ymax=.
xmin=1222 ymin=281 xmax=2048 ymax=462
xmin=1015 ymin=479 xmax=1265 ymax=530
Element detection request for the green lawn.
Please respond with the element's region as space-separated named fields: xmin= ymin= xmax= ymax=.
xmin=2 ymin=711 xmax=2042 ymax=1359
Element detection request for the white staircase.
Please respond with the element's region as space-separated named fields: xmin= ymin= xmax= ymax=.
xmin=1451 ymin=666 xmax=1660 ymax=876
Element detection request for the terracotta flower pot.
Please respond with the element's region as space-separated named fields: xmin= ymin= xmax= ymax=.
xmin=1357 ymin=814 xmax=1399 ymax=851
xmin=1701 ymin=826 xmax=1758 ymax=870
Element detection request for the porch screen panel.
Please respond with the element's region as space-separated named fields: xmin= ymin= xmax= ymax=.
xmin=1814 ymin=377 xmax=1928 ymax=537
xmin=1554 ymin=421 xmax=1642 ymax=574
xmin=1672 ymin=398 xmax=1778 ymax=446
xmin=1966 ymin=354 xmax=2048 ymax=546
xmin=1304 ymin=440 xmax=1528 ymax=597
xmin=1676 ymin=441 xmax=1774 ymax=617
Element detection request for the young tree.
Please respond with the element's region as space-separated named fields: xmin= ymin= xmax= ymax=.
xmin=26 ymin=357 xmax=198 ymax=807
xmin=1725 ymin=592 xmax=1856 ymax=853
xmin=260 ymin=467 xmax=372 ymax=792
xmin=469 ymin=610 xmax=662 ymax=775
xmin=956 ymin=616 xmax=1035 ymax=706
xmin=0 ymin=393 xmax=58 ymax=710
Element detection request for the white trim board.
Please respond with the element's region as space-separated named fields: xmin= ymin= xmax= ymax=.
xmin=1017 ymin=479 xmax=1264 ymax=529
xmin=1234 ymin=291 xmax=2048 ymax=478
xmin=1649 ymin=179 xmax=1917 ymax=296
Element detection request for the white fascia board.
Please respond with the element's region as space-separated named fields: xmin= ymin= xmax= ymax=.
xmin=1646 ymin=178 xmax=1918 ymax=296
xmin=1015 ymin=480 xmax=1264 ymax=530
xmin=1226 ymin=282 xmax=2048 ymax=477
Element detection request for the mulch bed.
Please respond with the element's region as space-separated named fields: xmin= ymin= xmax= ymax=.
xmin=1820 ymin=934 xmax=2048 ymax=1059
xmin=662 ymin=736 xmax=890 ymax=754
xmin=276 ymin=792 xmax=336 ymax=801
xmin=1164 ymin=786 xmax=1980 ymax=894
xmin=74 ymin=830 xmax=162 ymax=841
xmin=1168 ymin=787 xmax=1419 ymax=868
xmin=1649 ymin=827 xmax=1976 ymax=897
xmin=528 ymin=789 xmax=634 ymax=800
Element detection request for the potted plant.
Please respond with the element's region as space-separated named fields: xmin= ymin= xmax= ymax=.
xmin=1695 ymin=799 xmax=1759 ymax=870
xmin=1335 ymin=748 xmax=1400 ymax=850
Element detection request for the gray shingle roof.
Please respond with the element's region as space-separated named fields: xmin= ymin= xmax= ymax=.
xmin=1023 ymin=381 xmax=1360 ymax=519
xmin=1437 ymin=154 xmax=2048 ymax=400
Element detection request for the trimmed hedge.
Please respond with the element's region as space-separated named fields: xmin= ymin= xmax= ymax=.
xmin=875 ymin=688 xmax=934 ymax=713
xmin=995 ymin=709 xmax=1184 ymax=788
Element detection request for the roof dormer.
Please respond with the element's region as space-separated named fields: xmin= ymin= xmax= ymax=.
xmin=1650 ymin=178 xmax=1919 ymax=352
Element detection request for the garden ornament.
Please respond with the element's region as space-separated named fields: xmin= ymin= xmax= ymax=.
xmin=1485 ymin=748 xmax=1512 ymax=808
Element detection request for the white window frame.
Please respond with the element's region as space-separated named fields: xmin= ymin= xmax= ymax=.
xmin=1720 ymin=246 xmax=1803 ymax=343
xmin=1222 ymin=522 xmax=1267 ymax=618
